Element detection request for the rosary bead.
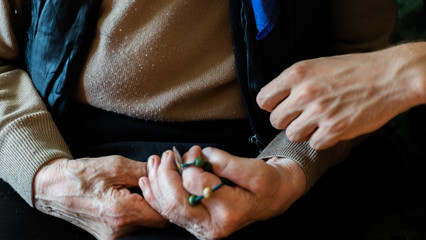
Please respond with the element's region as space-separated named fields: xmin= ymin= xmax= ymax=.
xmin=203 ymin=187 xmax=214 ymax=199
xmin=194 ymin=157 xmax=205 ymax=168
xmin=188 ymin=194 xmax=199 ymax=206
xmin=203 ymin=161 xmax=213 ymax=172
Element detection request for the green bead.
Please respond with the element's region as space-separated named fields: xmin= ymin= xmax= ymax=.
xmin=203 ymin=161 xmax=213 ymax=172
xmin=194 ymin=157 xmax=205 ymax=168
xmin=188 ymin=194 xmax=199 ymax=206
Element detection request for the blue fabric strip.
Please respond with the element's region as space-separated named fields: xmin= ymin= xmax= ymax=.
xmin=251 ymin=0 xmax=280 ymax=40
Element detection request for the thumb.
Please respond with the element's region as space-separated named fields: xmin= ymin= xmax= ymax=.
xmin=201 ymin=147 xmax=265 ymax=191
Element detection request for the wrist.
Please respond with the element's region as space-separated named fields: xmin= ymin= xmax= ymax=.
xmin=391 ymin=42 xmax=426 ymax=106
xmin=266 ymin=157 xmax=306 ymax=211
xmin=33 ymin=158 xmax=70 ymax=206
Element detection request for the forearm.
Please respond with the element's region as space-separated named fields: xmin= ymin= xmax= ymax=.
xmin=0 ymin=0 xmax=71 ymax=206
xmin=0 ymin=65 xmax=72 ymax=206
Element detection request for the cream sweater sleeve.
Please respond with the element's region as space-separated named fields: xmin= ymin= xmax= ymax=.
xmin=0 ymin=0 xmax=72 ymax=206
xmin=258 ymin=131 xmax=351 ymax=192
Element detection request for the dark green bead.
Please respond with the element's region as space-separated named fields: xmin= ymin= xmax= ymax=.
xmin=188 ymin=194 xmax=199 ymax=206
xmin=203 ymin=161 xmax=213 ymax=172
xmin=194 ymin=157 xmax=205 ymax=168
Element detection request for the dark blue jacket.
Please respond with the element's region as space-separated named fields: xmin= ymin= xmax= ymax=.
xmin=24 ymin=0 xmax=331 ymax=150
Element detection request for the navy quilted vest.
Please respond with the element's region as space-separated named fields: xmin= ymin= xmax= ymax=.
xmin=25 ymin=0 xmax=101 ymax=115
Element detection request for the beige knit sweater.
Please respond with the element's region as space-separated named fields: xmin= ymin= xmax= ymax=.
xmin=73 ymin=0 xmax=247 ymax=121
xmin=0 ymin=0 xmax=396 ymax=206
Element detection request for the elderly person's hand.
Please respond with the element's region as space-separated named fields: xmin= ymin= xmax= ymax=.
xmin=139 ymin=146 xmax=306 ymax=239
xmin=257 ymin=42 xmax=426 ymax=150
xmin=34 ymin=156 xmax=167 ymax=240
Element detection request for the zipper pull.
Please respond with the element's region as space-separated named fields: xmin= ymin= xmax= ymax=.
xmin=249 ymin=134 xmax=263 ymax=153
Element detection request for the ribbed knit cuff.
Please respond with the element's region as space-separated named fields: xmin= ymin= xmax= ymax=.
xmin=0 ymin=112 xmax=72 ymax=206
xmin=258 ymin=131 xmax=351 ymax=192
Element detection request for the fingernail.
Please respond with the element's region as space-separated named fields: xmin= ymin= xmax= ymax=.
xmin=148 ymin=156 xmax=156 ymax=168
xmin=201 ymin=147 xmax=213 ymax=159
xmin=139 ymin=177 xmax=146 ymax=188
xmin=162 ymin=150 xmax=170 ymax=159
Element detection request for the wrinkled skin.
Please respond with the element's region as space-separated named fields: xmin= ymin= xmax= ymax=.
xmin=139 ymin=146 xmax=306 ymax=239
xmin=34 ymin=156 xmax=167 ymax=240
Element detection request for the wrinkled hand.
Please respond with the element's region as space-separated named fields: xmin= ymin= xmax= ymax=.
xmin=34 ymin=156 xmax=167 ymax=240
xmin=139 ymin=146 xmax=306 ymax=239
xmin=257 ymin=43 xmax=426 ymax=149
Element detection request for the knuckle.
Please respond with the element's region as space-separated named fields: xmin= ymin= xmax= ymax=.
xmin=324 ymin=117 xmax=350 ymax=136
xmin=109 ymin=166 xmax=121 ymax=178
xmin=107 ymin=155 xmax=128 ymax=176
xmin=111 ymin=155 xmax=126 ymax=164
xmin=332 ymin=120 xmax=349 ymax=134
xmin=294 ymin=83 xmax=319 ymax=105
xmin=312 ymin=100 xmax=328 ymax=115
xmin=287 ymin=61 xmax=310 ymax=84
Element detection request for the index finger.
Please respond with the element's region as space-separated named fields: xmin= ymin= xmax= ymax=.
xmin=257 ymin=61 xmax=311 ymax=111
xmin=256 ymin=70 xmax=292 ymax=112
xmin=144 ymin=151 xmax=208 ymax=219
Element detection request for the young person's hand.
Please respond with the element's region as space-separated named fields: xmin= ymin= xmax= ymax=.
xmin=257 ymin=42 xmax=426 ymax=149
